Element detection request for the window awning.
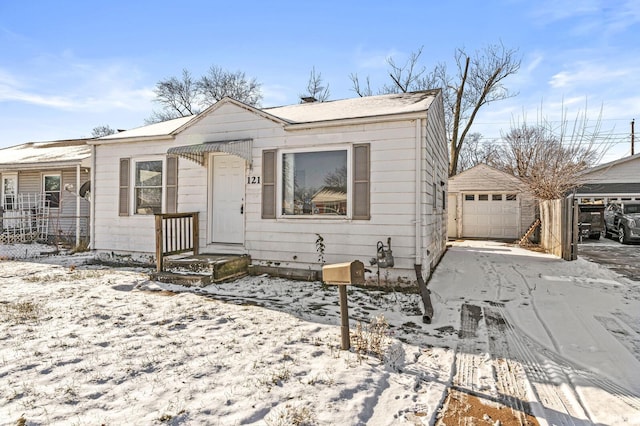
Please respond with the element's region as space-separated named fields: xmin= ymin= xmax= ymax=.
xmin=166 ymin=139 xmax=253 ymax=166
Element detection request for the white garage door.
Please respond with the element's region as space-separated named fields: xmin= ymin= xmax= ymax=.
xmin=462 ymin=193 xmax=519 ymax=239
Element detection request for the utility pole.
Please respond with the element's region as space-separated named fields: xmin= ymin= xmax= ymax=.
xmin=632 ymin=119 xmax=635 ymax=156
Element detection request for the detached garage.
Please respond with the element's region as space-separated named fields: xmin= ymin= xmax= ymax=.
xmin=448 ymin=164 xmax=537 ymax=240
xmin=576 ymin=153 xmax=640 ymax=203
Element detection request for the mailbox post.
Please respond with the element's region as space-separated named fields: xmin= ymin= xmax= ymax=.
xmin=322 ymin=260 xmax=365 ymax=350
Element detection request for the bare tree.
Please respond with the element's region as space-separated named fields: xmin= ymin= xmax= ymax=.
xmin=457 ymin=132 xmax=500 ymax=172
xmin=147 ymin=69 xmax=200 ymax=123
xmin=300 ymin=67 xmax=330 ymax=102
xmin=146 ymin=66 xmax=263 ymax=124
xmin=198 ymin=66 xmax=262 ymax=107
xmin=384 ymin=47 xmax=428 ymax=94
xmin=350 ymin=73 xmax=373 ymax=97
xmin=350 ymin=43 xmax=521 ymax=176
xmin=491 ymin=105 xmax=612 ymax=200
xmin=91 ymin=125 xmax=116 ymax=138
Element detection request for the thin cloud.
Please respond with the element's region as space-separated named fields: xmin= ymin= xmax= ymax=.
xmin=529 ymin=0 xmax=639 ymax=36
xmin=529 ymin=0 xmax=600 ymax=23
xmin=0 ymin=57 xmax=154 ymax=112
xmin=352 ymin=46 xmax=400 ymax=70
xmin=549 ymin=61 xmax=634 ymax=89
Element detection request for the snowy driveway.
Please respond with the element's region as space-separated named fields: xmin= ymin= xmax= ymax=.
xmin=1 ymin=240 xmax=639 ymax=425
xmin=578 ymin=237 xmax=640 ymax=281
xmin=429 ymin=240 xmax=640 ymax=424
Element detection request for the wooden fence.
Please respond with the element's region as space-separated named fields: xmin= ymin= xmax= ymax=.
xmin=539 ymin=196 xmax=578 ymax=260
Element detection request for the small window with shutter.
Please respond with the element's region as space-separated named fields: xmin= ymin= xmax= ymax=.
xmin=120 ymin=157 xmax=170 ymax=216
xmin=134 ymin=160 xmax=163 ymax=214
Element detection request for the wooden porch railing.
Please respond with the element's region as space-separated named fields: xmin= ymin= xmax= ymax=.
xmin=154 ymin=212 xmax=199 ymax=272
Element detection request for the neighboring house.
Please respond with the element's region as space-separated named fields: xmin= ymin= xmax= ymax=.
xmin=0 ymin=139 xmax=91 ymax=245
xmin=447 ymin=164 xmax=537 ymax=240
xmin=576 ymin=153 xmax=640 ymax=204
xmin=88 ymin=90 xmax=448 ymax=283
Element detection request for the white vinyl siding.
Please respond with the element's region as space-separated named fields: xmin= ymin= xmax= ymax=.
xmin=93 ymin=96 xmax=449 ymax=282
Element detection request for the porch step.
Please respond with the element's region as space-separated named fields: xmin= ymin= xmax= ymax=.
xmin=150 ymin=254 xmax=251 ymax=286
xmin=150 ymin=271 xmax=212 ymax=287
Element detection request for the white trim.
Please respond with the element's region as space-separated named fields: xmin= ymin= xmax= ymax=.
xmin=90 ymin=145 xmax=96 ymax=250
xmin=76 ymin=164 xmax=81 ymax=246
xmin=415 ymin=119 xmax=422 ymax=264
xmin=276 ymin=145 xmax=352 ymax=220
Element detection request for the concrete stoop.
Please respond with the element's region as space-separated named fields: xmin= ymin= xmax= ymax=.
xmin=150 ymin=254 xmax=251 ymax=287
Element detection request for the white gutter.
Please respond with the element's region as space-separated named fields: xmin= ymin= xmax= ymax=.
xmin=284 ymin=112 xmax=428 ymax=131
xmin=76 ymin=164 xmax=81 ymax=247
xmin=87 ymin=135 xmax=175 ymax=145
xmin=0 ymin=160 xmax=89 ymax=171
xmin=89 ymin=144 xmax=96 ymax=250
xmin=415 ymin=118 xmax=423 ymax=266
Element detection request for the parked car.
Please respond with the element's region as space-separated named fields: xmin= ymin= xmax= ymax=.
xmin=604 ymin=201 xmax=640 ymax=244
xmin=578 ymin=204 xmax=605 ymax=240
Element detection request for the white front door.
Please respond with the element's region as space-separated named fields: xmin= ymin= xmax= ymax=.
xmin=211 ymin=155 xmax=245 ymax=244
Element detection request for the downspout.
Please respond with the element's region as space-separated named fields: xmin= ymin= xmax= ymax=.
xmin=89 ymin=144 xmax=96 ymax=250
xmin=76 ymin=164 xmax=81 ymax=247
xmin=415 ymin=118 xmax=434 ymax=323
xmin=415 ymin=119 xmax=422 ymax=266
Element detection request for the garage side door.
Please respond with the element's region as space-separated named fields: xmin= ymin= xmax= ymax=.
xmin=462 ymin=193 xmax=519 ymax=239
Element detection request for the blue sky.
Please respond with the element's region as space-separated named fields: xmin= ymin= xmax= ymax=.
xmin=1 ymin=0 xmax=638 ymax=162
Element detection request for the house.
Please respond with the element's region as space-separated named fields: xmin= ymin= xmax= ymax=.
xmin=575 ymin=153 xmax=640 ymax=204
xmin=0 ymin=139 xmax=91 ymax=246
xmin=447 ymin=164 xmax=537 ymax=240
xmin=88 ymin=90 xmax=448 ymax=284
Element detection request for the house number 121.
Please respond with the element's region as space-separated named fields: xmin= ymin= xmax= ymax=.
xmin=247 ymin=176 xmax=261 ymax=184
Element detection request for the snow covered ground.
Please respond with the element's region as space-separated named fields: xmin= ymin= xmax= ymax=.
xmin=0 ymin=240 xmax=639 ymax=425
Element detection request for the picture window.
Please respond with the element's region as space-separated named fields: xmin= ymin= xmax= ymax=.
xmin=281 ymin=150 xmax=348 ymax=216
